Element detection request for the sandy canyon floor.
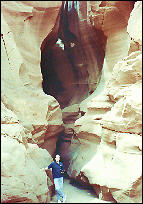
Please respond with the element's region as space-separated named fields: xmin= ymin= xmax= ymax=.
xmin=50 ymin=178 xmax=114 ymax=203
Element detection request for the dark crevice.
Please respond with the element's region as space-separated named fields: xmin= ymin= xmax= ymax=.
xmin=40 ymin=2 xmax=107 ymax=176
xmin=40 ymin=1 xmax=107 ymax=173
xmin=40 ymin=1 xmax=107 ymax=109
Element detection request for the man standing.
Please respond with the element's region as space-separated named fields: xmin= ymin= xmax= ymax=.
xmin=45 ymin=154 xmax=66 ymax=203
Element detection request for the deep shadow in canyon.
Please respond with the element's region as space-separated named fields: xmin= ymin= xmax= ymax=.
xmin=40 ymin=1 xmax=107 ymax=173
xmin=40 ymin=1 xmax=107 ymax=109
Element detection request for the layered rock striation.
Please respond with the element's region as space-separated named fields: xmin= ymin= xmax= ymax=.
xmin=1 ymin=1 xmax=142 ymax=203
xmin=1 ymin=1 xmax=63 ymax=155
xmin=66 ymin=1 xmax=142 ymax=203
xmin=1 ymin=2 xmax=63 ymax=203
xmin=1 ymin=102 xmax=54 ymax=203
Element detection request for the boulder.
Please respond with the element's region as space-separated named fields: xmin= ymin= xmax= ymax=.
xmin=1 ymin=135 xmax=54 ymax=203
xmin=1 ymin=102 xmax=55 ymax=203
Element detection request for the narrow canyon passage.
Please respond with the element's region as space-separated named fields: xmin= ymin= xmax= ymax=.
xmin=50 ymin=178 xmax=113 ymax=203
xmin=1 ymin=1 xmax=142 ymax=203
xmin=40 ymin=0 xmax=107 ymax=187
xmin=40 ymin=0 xmax=106 ymax=163
xmin=40 ymin=1 xmax=107 ymax=202
xmin=40 ymin=1 xmax=106 ymax=109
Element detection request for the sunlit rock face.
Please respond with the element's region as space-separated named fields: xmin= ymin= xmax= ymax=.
xmin=1 ymin=102 xmax=54 ymax=203
xmin=41 ymin=1 xmax=106 ymax=109
xmin=66 ymin=1 xmax=142 ymax=203
xmin=2 ymin=137 xmax=53 ymax=203
xmin=79 ymin=51 xmax=142 ymax=203
xmin=127 ymin=1 xmax=142 ymax=47
xmin=1 ymin=1 xmax=142 ymax=203
xmin=1 ymin=1 xmax=63 ymax=156
xmin=1 ymin=2 xmax=63 ymax=202
xmin=80 ymin=1 xmax=135 ymax=113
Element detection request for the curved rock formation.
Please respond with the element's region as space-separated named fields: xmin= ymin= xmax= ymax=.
xmin=41 ymin=1 xmax=106 ymax=109
xmin=1 ymin=2 xmax=63 ymax=203
xmin=65 ymin=1 xmax=142 ymax=203
xmin=1 ymin=1 xmax=142 ymax=203
xmin=1 ymin=102 xmax=54 ymax=203
xmin=1 ymin=1 xmax=63 ymax=156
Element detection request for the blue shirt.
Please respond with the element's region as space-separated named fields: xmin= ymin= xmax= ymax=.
xmin=48 ymin=161 xmax=64 ymax=179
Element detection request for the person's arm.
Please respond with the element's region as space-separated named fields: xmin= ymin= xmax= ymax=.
xmin=47 ymin=162 xmax=53 ymax=169
xmin=41 ymin=162 xmax=53 ymax=171
xmin=41 ymin=167 xmax=49 ymax=171
xmin=45 ymin=167 xmax=48 ymax=171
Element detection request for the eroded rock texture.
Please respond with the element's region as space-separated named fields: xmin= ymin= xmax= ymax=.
xmin=1 ymin=1 xmax=63 ymax=155
xmin=1 ymin=102 xmax=54 ymax=203
xmin=1 ymin=1 xmax=142 ymax=203
xmin=1 ymin=1 xmax=63 ymax=203
xmin=41 ymin=1 xmax=106 ymax=109
xmin=64 ymin=1 xmax=142 ymax=203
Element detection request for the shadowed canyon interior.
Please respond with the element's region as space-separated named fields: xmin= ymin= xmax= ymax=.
xmin=41 ymin=1 xmax=107 ymax=109
xmin=1 ymin=0 xmax=142 ymax=203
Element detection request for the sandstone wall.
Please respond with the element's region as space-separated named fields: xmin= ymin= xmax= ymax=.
xmin=1 ymin=1 xmax=142 ymax=203
xmin=66 ymin=1 xmax=142 ymax=203
xmin=1 ymin=102 xmax=54 ymax=203
xmin=1 ymin=1 xmax=63 ymax=155
xmin=1 ymin=2 xmax=63 ymax=203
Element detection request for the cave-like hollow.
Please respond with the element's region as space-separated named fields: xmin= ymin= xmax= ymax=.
xmin=40 ymin=1 xmax=107 ymax=164
xmin=40 ymin=1 xmax=107 ymax=110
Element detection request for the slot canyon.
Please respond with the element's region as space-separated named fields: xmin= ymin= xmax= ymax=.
xmin=1 ymin=1 xmax=142 ymax=203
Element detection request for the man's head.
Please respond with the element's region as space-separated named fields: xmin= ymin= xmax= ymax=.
xmin=55 ymin=154 xmax=60 ymax=163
